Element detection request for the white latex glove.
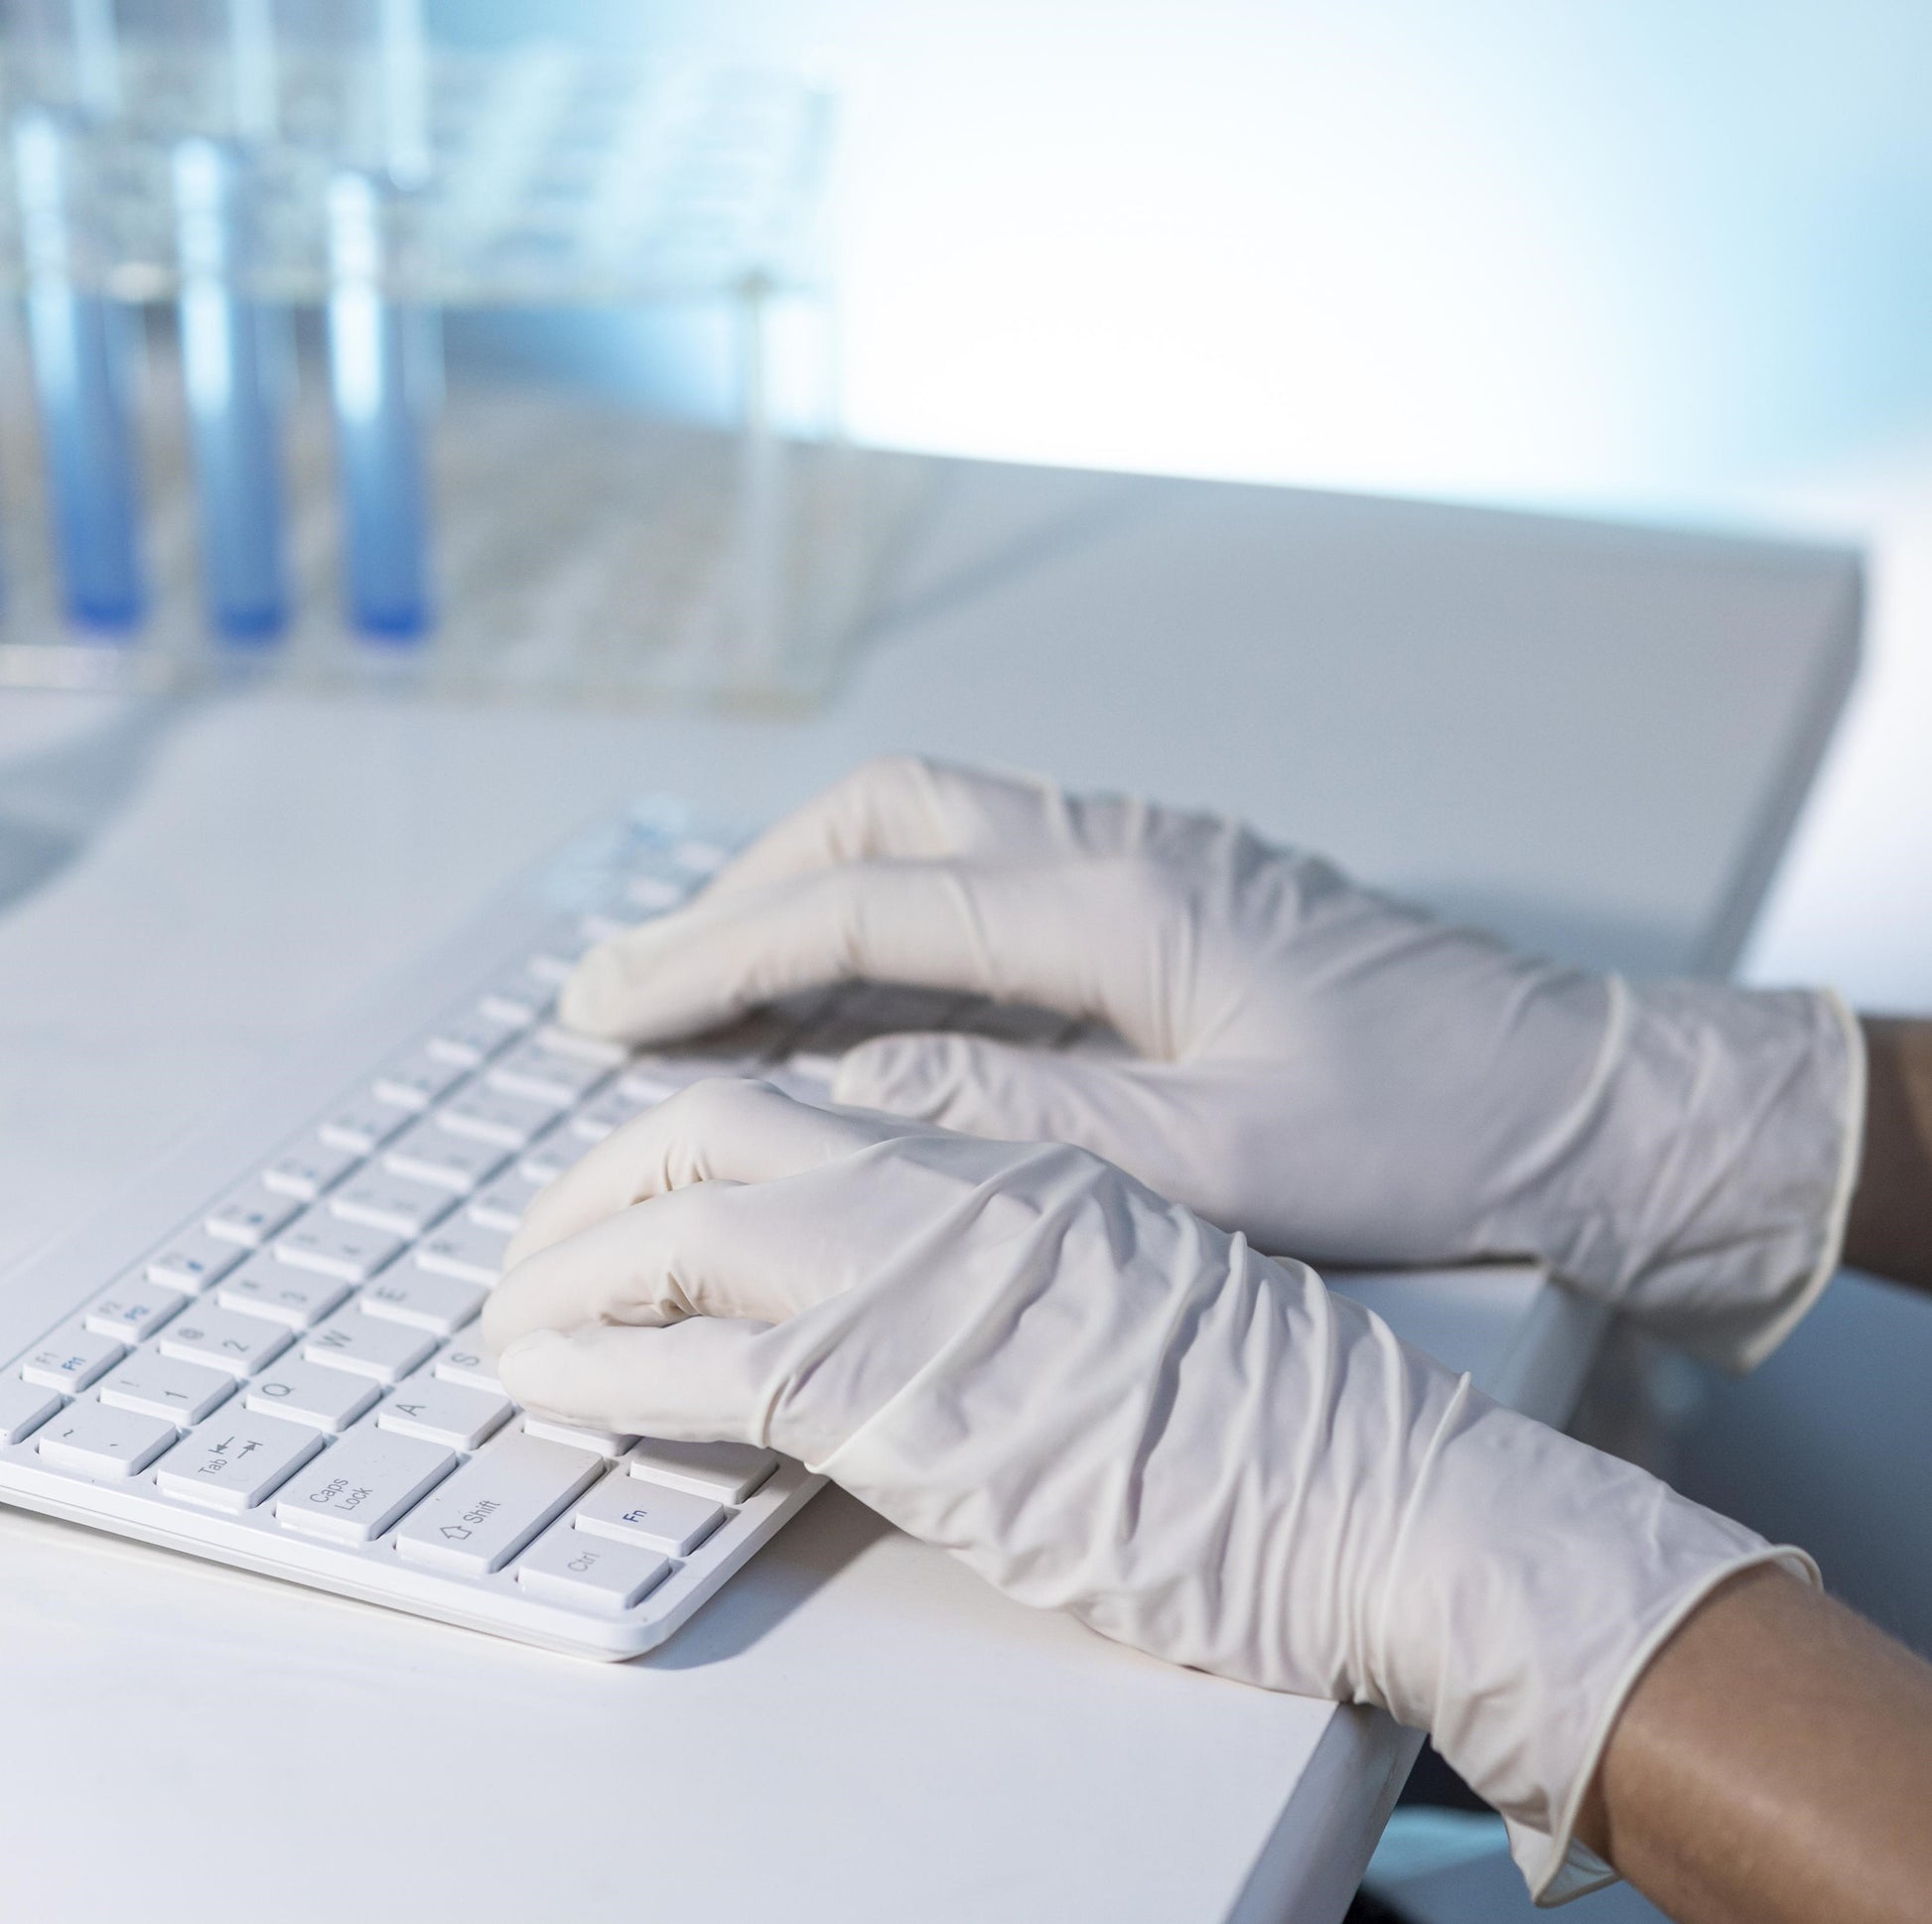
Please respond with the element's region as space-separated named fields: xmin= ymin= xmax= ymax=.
xmin=561 ymin=757 xmax=1864 ymax=1370
xmin=485 ymin=1079 xmax=1812 ymax=1905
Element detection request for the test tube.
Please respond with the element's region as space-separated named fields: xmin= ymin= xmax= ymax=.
xmin=174 ymin=136 xmax=288 ymax=640
xmin=325 ymin=168 xmax=433 ymax=639
xmin=322 ymin=0 xmax=437 ymax=642
xmin=12 ymin=107 xmax=146 ymax=632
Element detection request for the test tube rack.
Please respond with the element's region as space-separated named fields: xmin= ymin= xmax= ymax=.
xmin=0 ymin=33 xmax=911 ymax=711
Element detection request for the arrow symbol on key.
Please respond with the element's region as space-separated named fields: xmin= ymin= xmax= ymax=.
xmin=441 ymin=1525 xmax=473 ymax=1540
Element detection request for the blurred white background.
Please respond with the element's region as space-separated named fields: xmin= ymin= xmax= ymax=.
xmin=458 ymin=0 xmax=1932 ymax=512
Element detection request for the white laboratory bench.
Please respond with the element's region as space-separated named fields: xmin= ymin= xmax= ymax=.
xmin=0 ymin=450 xmax=1859 ymax=1922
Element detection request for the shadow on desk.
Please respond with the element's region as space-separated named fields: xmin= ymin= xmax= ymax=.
xmin=640 ymin=1484 xmax=895 ymax=1670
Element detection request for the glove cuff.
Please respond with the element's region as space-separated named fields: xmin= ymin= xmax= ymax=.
xmin=1368 ymin=1388 xmax=1819 ymax=1903
xmin=1513 ymin=981 xmax=1864 ymax=1369
xmin=1504 ymin=1541 xmax=1820 ymax=1905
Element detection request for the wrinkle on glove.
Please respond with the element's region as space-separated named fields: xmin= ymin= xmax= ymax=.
xmin=487 ymin=1083 xmax=1814 ymax=1905
xmin=563 ymin=757 xmax=1865 ymax=1372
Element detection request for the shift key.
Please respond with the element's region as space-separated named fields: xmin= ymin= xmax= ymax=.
xmin=393 ymin=1432 xmax=602 ymax=1577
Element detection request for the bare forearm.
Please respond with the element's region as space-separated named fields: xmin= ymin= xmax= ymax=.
xmin=1578 ymin=1566 xmax=1932 ymax=1924
xmin=1844 ymin=1017 xmax=1932 ymax=1292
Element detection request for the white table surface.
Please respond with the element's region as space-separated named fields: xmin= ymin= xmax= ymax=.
xmin=0 ymin=450 xmax=1857 ymax=1921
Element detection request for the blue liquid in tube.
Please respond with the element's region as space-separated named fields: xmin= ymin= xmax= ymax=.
xmin=327 ymin=171 xmax=432 ymax=641
xmin=175 ymin=137 xmax=288 ymax=643
xmin=13 ymin=110 xmax=145 ymax=632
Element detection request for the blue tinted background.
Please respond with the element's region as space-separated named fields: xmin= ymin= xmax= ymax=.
xmin=447 ymin=0 xmax=1932 ymax=519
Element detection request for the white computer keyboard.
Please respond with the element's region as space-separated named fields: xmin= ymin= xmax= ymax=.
xmin=0 ymin=806 xmax=1081 ymax=1660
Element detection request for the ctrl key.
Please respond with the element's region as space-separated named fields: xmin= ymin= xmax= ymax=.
xmin=517 ymin=1521 xmax=669 ymax=1613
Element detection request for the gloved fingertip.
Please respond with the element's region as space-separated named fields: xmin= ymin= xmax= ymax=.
xmin=483 ymin=1287 xmax=561 ymax=1355
xmin=496 ymin=1325 xmax=578 ymax=1411
xmin=497 ymin=1327 xmax=565 ymax=1366
xmin=558 ymin=943 xmax=631 ymax=1037
xmin=832 ymin=1032 xmax=956 ymax=1116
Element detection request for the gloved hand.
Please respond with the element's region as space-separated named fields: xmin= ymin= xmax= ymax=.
xmin=561 ymin=757 xmax=1864 ymax=1369
xmin=485 ymin=1079 xmax=1810 ymax=1904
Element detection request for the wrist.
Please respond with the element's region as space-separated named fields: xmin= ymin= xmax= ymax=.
xmin=1844 ymin=1014 xmax=1932 ymax=1289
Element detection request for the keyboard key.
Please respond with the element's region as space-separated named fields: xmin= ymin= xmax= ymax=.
xmin=516 ymin=1521 xmax=668 ymax=1612
xmin=377 ymin=1377 xmax=513 ymax=1450
xmin=274 ymin=1214 xmax=405 ymax=1285
xmin=519 ymin=1123 xmax=596 ymax=1185
xmin=381 ymin=1117 xmax=506 ymax=1194
xmin=0 ymin=1376 xmax=65 ymax=1444
xmin=205 ymin=1181 xmax=302 ymax=1249
xmin=216 ymin=1256 xmax=352 ymax=1331
xmin=526 ymin=935 xmax=598 ymax=985
xmin=21 ymin=1326 xmax=126 ymax=1392
xmin=533 ymin=1024 xmax=627 ymax=1067
xmin=524 ymin=1416 xmax=635 ymax=1458
xmin=479 ymin=969 xmax=555 ymax=1027
xmin=330 ymin=1171 xmax=455 ymax=1240
xmin=437 ymin=1086 xmax=562 ymax=1150
xmin=274 ymin=1429 xmax=456 ymax=1544
xmin=488 ymin=1038 xmax=611 ymax=1106
xmin=318 ymin=1096 xmax=412 ymax=1156
xmin=360 ymin=1270 xmax=484 ymax=1336
xmin=159 ymin=1307 xmax=292 ymax=1378
xmin=261 ymin=1138 xmax=359 ymax=1201
xmin=392 ymin=1431 xmax=602 ymax=1576
xmin=465 ymin=1168 xmax=544 ymax=1235
xmin=83 ymin=1277 xmax=188 ymax=1342
xmin=433 ymin=1344 xmax=502 ymax=1394
xmin=577 ymin=911 xmax=633 ymax=944
xmin=97 ymin=1353 xmax=236 ymax=1425
xmin=245 ymin=1360 xmax=380 ymax=1432
xmin=425 ymin=1008 xmax=523 ymax=1068
xmin=371 ymin=1048 xmax=468 ymax=1112
xmin=574 ymin=1471 xmax=723 ymax=1557
xmin=671 ymin=836 xmax=730 ymax=876
xmin=38 ymin=1402 xmax=177 ymax=1478
xmin=302 ymin=1307 xmax=436 ymax=1384
xmin=154 ymin=1411 xmax=324 ymax=1512
xmin=145 ymin=1227 xmax=246 ymax=1294
xmin=569 ymin=1084 xmax=656 ymax=1143
xmin=414 ymin=1217 xmax=510 ymax=1288
xmin=624 ymin=871 xmax=685 ymax=912
xmin=627 ymin=1436 xmax=778 ymax=1506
